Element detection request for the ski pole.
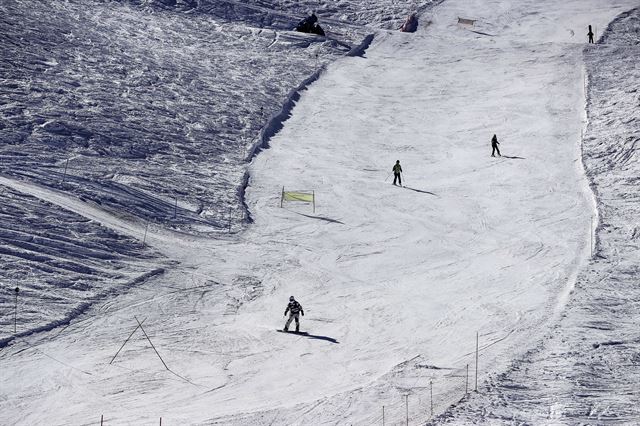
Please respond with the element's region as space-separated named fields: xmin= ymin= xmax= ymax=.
xmin=384 ymin=172 xmax=393 ymax=182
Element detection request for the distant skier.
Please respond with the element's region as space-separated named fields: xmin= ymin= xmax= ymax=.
xmin=587 ymin=25 xmax=594 ymax=43
xmin=491 ymin=134 xmax=501 ymax=157
xmin=392 ymin=160 xmax=403 ymax=186
xmin=283 ymin=296 xmax=304 ymax=332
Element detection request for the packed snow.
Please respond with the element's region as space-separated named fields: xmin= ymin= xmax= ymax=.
xmin=1 ymin=0 xmax=639 ymax=425
xmin=437 ymin=6 xmax=640 ymax=424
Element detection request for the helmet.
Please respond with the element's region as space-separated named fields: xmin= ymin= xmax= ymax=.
xmin=289 ymin=296 xmax=295 ymax=301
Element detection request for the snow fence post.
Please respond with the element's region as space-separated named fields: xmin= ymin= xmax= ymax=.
xmin=280 ymin=186 xmax=284 ymax=208
xmin=312 ymin=190 xmax=315 ymax=213
xmin=430 ymin=380 xmax=434 ymax=417
xmin=100 ymin=414 xmax=103 ymax=425
xmin=109 ymin=318 xmax=146 ymax=365
xmin=61 ymin=158 xmax=69 ymax=185
xmin=475 ymin=331 xmax=479 ymax=392
xmin=135 ymin=316 xmax=170 ymax=371
xmin=13 ymin=287 xmax=19 ymax=334
xmin=382 ymin=405 xmax=385 ymax=426
xmin=143 ymin=222 xmax=149 ymax=246
xmin=591 ymin=216 xmax=594 ymax=258
xmin=405 ymin=394 xmax=409 ymax=426
xmin=465 ymin=364 xmax=469 ymax=394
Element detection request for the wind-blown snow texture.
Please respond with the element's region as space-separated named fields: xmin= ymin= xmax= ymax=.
xmin=0 ymin=184 xmax=160 ymax=344
xmin=0 ymin=0 xmax=416 ymax=231
xmin=0 ymin=0 xmax=425 ymax=344
xmin=436 ymin=7 xmax=640 ymax=425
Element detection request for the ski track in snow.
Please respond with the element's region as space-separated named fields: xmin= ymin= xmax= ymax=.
xmin=436 ymin=6 xmax=640 ymax=425
xmin=1 ymin=0 xmax=639 ymax=425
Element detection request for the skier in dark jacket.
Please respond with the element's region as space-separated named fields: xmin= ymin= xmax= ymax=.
xmin=284 ymin=296 xmax=304 ymax=332
xmin=491 ymin=134 xmax=501 ymax=157
xmin=392 ymin=160 xmax=403 ymax=186
xmin=587 ymin=25 xmax=594 ymax=43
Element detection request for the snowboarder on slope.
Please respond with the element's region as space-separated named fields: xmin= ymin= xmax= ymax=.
xmin=587 ymin=25 xmax=594 ymax=43
xmin=491 ymin=134 xmax=501 ymax=157
xmin=392 ymin=160 xmax=403 ymax=186
xmin=284 ymin=296 xmax=304 ymax=332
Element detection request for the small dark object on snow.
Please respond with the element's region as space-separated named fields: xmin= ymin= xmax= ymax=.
xmin=400 ymin=13 xmax=419 ymax=33
xmin=295 ymin=13 xmax=325 ymax=36
xmin=277 ymin=330 xmax=309 ymax=335
xmin=491 ymin=134 xmax=501 ymax=157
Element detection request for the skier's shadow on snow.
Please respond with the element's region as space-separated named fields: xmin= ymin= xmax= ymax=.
xmin=501 ymin=155 xmax=525 ymax=160
xmin=302 ymin=333 xmax=340 ymax=344
xmin=279 ymin=330 xmax=339 ymax=343
xmin=402 ymin=186 xmax=437 ymax=196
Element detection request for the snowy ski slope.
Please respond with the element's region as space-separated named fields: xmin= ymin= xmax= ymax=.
xmin=1 ymin=0 xmax=639 ymax=424
xmin=438 ymin=6 xmax=640 ymax=424
xmin=0 ymin=0 xmax=420 ymax=343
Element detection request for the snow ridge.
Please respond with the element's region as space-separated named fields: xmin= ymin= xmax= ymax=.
xmin=0 ymin=268 xmax=165 ymax=349
xmin=245 ymin=31 xmax=377 ymax=164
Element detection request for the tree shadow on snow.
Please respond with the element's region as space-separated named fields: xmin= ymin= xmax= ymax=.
xmin=502 ymin=155 xmax=525 ymax=160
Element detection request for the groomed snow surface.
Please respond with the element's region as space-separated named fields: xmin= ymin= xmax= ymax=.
xmin=1 ymin=0 xmax=639 ymax=425
xmin=437 ymin=6 xmax=640 ymax=424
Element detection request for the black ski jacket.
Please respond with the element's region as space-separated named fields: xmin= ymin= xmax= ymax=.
xmin=285 ymin=301 xmax=304 ymax=316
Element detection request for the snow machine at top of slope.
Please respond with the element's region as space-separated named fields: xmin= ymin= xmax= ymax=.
xmin=295 ymin=13 xmax=325 ymax=37
xmin=400 ymin=13 xmax=418 ymax=33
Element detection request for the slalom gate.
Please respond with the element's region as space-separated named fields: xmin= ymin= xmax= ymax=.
xmin=280 ymin=187 xmax=315 ymax=212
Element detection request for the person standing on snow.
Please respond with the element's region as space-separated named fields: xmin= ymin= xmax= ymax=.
xmin=587 ymin=25 xmax=594 ymax=43
xmin=284 ymin=296 xmax=304 ymax=332
xmin=491 ymin=134 xmax=501 ymax=157
xmin=392 ymin=160 xmax=403 ymax=186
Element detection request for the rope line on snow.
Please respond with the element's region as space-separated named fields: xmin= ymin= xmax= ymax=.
xmin=109 ymin=317 xmax=146 ymax=365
